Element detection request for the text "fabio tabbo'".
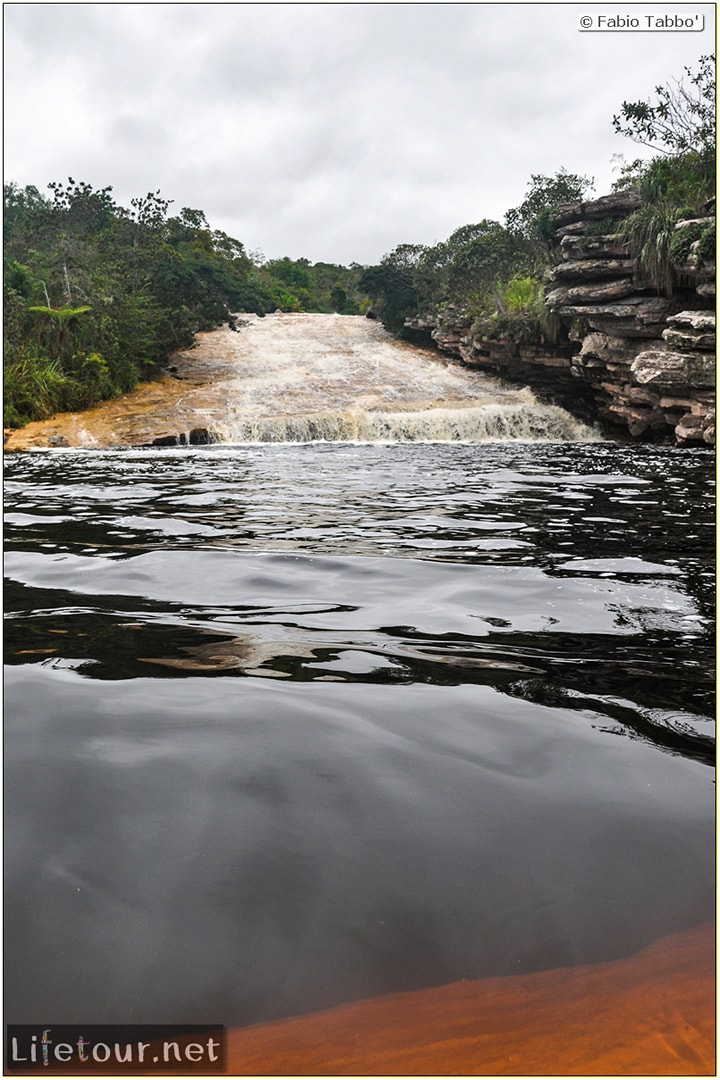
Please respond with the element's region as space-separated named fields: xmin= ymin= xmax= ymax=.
xmin=578 ymin=12 xmax=704 ymax=30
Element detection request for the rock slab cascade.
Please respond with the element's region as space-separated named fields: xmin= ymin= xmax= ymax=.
xmin=4 ymin=314 xmax=599 ymax=450
xmin=406 ymin=191 xmax=715 ymax=445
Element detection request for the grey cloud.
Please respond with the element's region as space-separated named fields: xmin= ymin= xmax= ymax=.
xmin=4 ymin=3 xmax=716 ymax=265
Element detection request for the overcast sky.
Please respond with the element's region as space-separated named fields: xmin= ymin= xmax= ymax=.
xmin=4 ymin=3 xmax=716 ymax=265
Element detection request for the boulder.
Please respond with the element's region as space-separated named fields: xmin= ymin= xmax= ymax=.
xmin=607 ymin=403 xmax=667 ymax=437
xmin=675 ymin=413 xmax=707 ymax=443
xmin=547 ymin=259 xmax=635 ymax=282
xmin=550 ymin=191 xmax=643 ymax=229
xmin=151 ymin=433 xmax=187 ymax=446
xmin=631 ymin=349 xmax=715 ymax=390
xmin=189 ymin=427 xmax=213 ymax=445
xmin=559 ymin=235 xmax=630 ymax=260
xmin=662 ymin=310 xmax=716 ymax=353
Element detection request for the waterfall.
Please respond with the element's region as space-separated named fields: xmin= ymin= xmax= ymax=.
xmin=209 ymin=313 xmax=600 ymax=445
xmin=213 ymin=403 xmax=596 ymax=443
xmin=3 ymin=311 xmax=601 ymax=450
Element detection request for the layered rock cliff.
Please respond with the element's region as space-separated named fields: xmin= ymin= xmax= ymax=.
xmin=406 ymin=191 xmax=715 ymax=445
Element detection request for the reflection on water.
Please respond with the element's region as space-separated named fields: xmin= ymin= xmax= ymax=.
xmin=3 ymin=441 xmax=715 ymax=1031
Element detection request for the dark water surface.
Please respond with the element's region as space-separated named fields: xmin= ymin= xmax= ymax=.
xmin=4 ymin=441 xmax=715 ymax=1026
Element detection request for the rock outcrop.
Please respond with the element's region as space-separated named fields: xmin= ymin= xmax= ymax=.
xmin=408 ymin=312 xmax=596 ymax=422
xmin=545 ymin=193 xmax=715 ymax=444
xmin=406 ymin=191 xmax=715 ymax=445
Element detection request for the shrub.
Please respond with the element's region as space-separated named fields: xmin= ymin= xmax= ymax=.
xmin=4 ymin=352 xmax=75 ymax=425
xmin=669 ymin=222 xmax=703 ymax=265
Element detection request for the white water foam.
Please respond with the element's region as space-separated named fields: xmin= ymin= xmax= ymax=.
xmin=213 ymin=402 xmax=598 ymax=444
xmin=205 ymin=313 xmax=599 ymax=444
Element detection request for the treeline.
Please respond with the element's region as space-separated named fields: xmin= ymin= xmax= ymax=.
xmin=3 ymin=182 xmax=368 ymax=426
xmin=359 ymin=169 xmax=593 ymax=338
xmin=360 ymin=54 xmax=715 ymax=336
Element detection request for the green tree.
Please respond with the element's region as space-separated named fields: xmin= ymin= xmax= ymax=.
xmin=444 ymin=220 xmax=523 ymax=311
xmin=359 ymin=246 xmax=424 ymax=331
xmin=504 ymin=169 xmax=595 ymax=254
xmin=3 ymin=179 xmax=280 ymax=425
xmin=612 ymin=54 xmax=715 ymax=159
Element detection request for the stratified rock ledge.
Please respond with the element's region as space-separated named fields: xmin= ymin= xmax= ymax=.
xmin=406 ymin=192 xmax=715 ymax=445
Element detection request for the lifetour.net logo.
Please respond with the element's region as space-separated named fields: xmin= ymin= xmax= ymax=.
xmin=5 ymin=1026 xmax=225 ymax=1075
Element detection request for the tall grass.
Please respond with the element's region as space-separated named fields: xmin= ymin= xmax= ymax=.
xmin=617 ymin=151 xmax=715 ymax=296
xmin=3 ymin=352 xmax=76 ymax=427
xmin=619 ymin=202 xmax=678 ymax=296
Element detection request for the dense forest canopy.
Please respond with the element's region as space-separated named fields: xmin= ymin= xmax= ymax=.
xmin=4 ymin=56 xmax=714 ymax=428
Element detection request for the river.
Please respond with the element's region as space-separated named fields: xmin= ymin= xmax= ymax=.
xmin=3 ymin=316 xmax=715 ymax=1064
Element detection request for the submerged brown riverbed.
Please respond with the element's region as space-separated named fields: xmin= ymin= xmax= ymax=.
xmin=225 ymin=922 xmax=715 ymax=1075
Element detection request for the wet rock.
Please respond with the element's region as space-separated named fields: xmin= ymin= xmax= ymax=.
xmin=675 ymin=413 xmax=707 ymax=444
xmin=189 ymin=427 xmax=213 ymax=445
xmin=606 ymin=403 xmax=667 ymax=438
xmin=151 ymin=433 xmax=187 ymax=447
xmin=702 ymin=418 xmax=715 ymax=444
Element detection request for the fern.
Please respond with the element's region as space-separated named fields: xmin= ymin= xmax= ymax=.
xmin=27 ymin=304 xmax=93 ymax=323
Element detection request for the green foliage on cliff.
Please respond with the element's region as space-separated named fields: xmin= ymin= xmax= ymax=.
xmin=4 ymin=180 xmax=261 ymax=424
xmin=612 ymin=57 xmax=716 ymax=297
xmin=470 ymin=275 xmax=563 ymax=346
xmin=504 ymin=170 xmax=594 ymax=255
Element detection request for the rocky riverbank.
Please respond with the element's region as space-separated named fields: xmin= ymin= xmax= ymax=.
xmin=406 ymin=191 xmax=715 ymax=445
xmin=2 ymin=326 xmax=239 ymax=451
